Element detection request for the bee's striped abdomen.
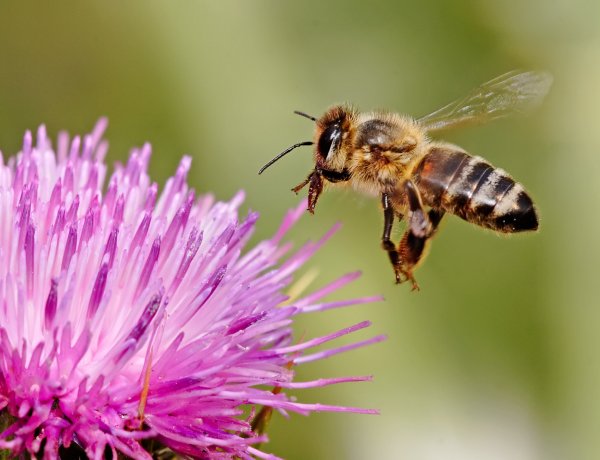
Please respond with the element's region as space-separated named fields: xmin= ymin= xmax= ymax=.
xmin=413 ymin=147 xmax=538 ymax=233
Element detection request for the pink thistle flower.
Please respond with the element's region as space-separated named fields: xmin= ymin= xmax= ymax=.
xmin=0 ymin=120 xmax=385 ymax=459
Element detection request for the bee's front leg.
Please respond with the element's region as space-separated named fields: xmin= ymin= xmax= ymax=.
xmin=292 ymin=173 xmax=311 ymax=194
xmin=292 ymin=170 xmax=324 ymax=214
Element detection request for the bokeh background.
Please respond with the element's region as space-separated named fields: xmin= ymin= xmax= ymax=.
xmin=1 ymin=1 xmax=598 ymax=459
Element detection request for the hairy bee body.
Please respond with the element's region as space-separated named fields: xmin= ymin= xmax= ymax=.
xmin=336 ymin=111 xmax=537 ymax=233
xmin=259 ymin=70 xmax=552 ymax=288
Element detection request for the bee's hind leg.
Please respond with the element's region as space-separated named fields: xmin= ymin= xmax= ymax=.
xmin=397 ymin=180 xmax=446 ymax=290
xmin=397 ymin=210 xmax=444 ymax=290
xmin=397 ymin=230 xmax=426 ymax=291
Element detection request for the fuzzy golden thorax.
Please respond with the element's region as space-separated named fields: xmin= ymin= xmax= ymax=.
xmin=315 ymin=107 xmax=429 ymax=198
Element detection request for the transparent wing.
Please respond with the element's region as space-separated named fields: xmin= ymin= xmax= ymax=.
xmin=417 ymin=70 xmax=553 ymax=132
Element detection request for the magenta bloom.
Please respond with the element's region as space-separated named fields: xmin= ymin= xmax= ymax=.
xmin=0 ymin=120 xmax=384 ymax=459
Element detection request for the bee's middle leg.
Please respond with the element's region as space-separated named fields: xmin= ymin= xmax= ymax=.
xmin=381 ymin=193 xmax=404 ymax=283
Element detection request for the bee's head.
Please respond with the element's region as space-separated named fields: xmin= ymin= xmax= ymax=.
xmin=257 ymin=106 xmax=353 ymax=176
xmin=313 ymin=106 xmax=354 ymax=171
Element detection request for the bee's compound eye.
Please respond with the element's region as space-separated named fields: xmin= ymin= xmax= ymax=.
xmin=317 ymin=123 xmax=341 ymax=160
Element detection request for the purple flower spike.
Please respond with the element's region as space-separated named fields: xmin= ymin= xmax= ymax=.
xmin=0 ymin=120 xmax=385 ymax=459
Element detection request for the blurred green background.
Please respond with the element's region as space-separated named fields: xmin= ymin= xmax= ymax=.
xmin=1 ymin=1 xmax=598 ymax=459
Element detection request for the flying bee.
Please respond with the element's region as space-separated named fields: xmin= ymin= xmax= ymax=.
xmin=259 ymin=70 xmax=553 ymax=290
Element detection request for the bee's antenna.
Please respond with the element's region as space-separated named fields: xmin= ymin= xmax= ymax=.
xmin=258 ymin=141 xmax=313 ymax=175
xmin=294 ymin=110 xmax=317 ymax=122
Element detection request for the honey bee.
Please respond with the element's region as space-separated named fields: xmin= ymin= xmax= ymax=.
xmin=259 ymin=70 xmax=553 ymax=289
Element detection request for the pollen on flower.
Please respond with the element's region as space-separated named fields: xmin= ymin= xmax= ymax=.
xmin=0 ymin=119 xmax=385 ymax=459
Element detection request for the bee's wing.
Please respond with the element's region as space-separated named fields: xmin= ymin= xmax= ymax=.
xmin=417 ymin=70 xmax=553 ymax=132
